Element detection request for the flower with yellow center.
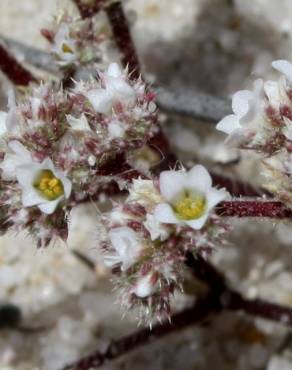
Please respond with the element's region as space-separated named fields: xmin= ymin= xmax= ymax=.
xmin=16 ymin=158 xmax=72 ymax=215
xmin=34 ymin=170 xmax=64 ymax=200
xmin=154 ymin=165 xmax=228 ymax=230
xmin=53 ymin=24 xmax=76 ymax=65
xmin=173 ymin=192 xmax=206 ymax=220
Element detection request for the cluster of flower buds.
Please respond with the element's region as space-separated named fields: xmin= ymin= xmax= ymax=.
xmin=41 ymin=11 xmax=113 ymax=68
xmin=100 ymin=165 xmax=229 ymax=323
xmin=216 ymin=60 xmax=292 ymax=204
xmin=0 ymin=63 xmax=158 ymax=246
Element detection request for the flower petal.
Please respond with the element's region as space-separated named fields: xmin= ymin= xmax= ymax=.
xmin=272 ymin=60 xmax=292 ymax=82
xmin=154 ymin=203 xmax=179 ymax=224
xmin=107 ymin=63 xmax=122 ymax=78
xmin=38 ymin=199 xmax=61 ymax=215
xmin=232 ymin=90 xmax=254 ymax=117
xmin=85 ymin=89 xmax=112 ymax=114
xmin=109 ymin=227 xmax=143 ymax=271
xmin=185 ymin=214 xmax=209 ymax=230
xmin=159 ymin=170 xmax=186 ymax=201
xmin=206 ymin=188 xmax=228 ymax=210
xmin=187 ymin=165 xmax=212 ymax=192
xmin=21 ymin=188 xmax=46 ymax=207
xmin=66 ymin=114 xmax=91 ymax=131
xmin=216 ymin=114 xmax=241 ymax=135
xmin=2 ymin=144 xmax=32 ymax=181
xmin=134 ymin=274 xmax=156 ymax=298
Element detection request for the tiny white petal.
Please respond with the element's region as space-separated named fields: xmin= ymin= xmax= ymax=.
xmin=133 ymin=274 xmax=156 ymax=298
xmin=108 ymin=121 xmax=125 ymax=139
xmin=21 ymin=187 xmax=46 ymax=207
xmin=206 ymin=188 xmax=228 ymax=210
xmin=85 ymin=89 xmax=112 ymax=114
xmin=1 ymin=141 xmax=32 ymax=181
xmin=154 ymin=203 xmax=179 ymax=224
xmin=187 ymin=165 xmax=212 ymax=192
xmin=38 ymin=199 xmax=61 ymax=215
xmin=107 ymin=63 xmax=122 ymax=78
xmin=216 ymin=114 xmax=241 ymax=135
xmin=185 ymin=214 xmax=209 ymax=230
xmin=143 ymin=213 xmax=169 ymax=241
xmin=159 ymin=170 xmax=186 ymax=201
xmin=67 ymin=114 xmax=91 ymax=131
xmin=109 ymin=227 xmax=144 ymax=271
xmin=272 ymin=60 xmax=292 ymax=82
xmin=232 ymin=90 xmax=254 ymax=118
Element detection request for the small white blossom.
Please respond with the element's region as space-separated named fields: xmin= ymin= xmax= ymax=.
xmin=15 ymin=158 xmax=72 ymax=214
xmin=66 ymin=114 xmax=91 ymax=131
xmin=105 ymin=227 xmax=144 ymax=271
xmin=154 ymin=165 xmax=228 ymax=230
xmin=108 ymin=120 xmax=125 ymax=139
xmin=128 ymin=179 xmax=163 ymax=208
xmin=133 ymin=274 xmax=157 ymax=298
xmin=0 ymin=141 xmax=32 ymax=181
xmin=53 ymin=24 xmax=76 ymax=65
xmin=216 ymin=79 xmax=264 ymax=138
xmin=84 ymin=63 xmax=135 ymax=115
xmin=143 ymin=213 xmax=169 ymax=241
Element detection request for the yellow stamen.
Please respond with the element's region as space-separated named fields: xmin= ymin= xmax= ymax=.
xmin=62 ymin=43 xmax=74 ymax=54
xmin=34 ymin=170 xmax=64 ymax=201
xmin=173 ymin=193 xmax=206 ymax=220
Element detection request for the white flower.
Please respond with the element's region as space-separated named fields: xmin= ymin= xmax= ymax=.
xmin=143 ymin=213 xmax=169 ymax=241
xmin=0 ymin=141 xmax=32 ymax=181
xmin=216 ymin=79 xmax=264 ymax=137
xmin=128 ymin=179 xmax=163 ymax=208
xmin=53 ymin=24 xmax=76 ymax=65
xmin=15 ymin=158 xmax=72 ymax=214
xmin=133 ymin=274 xmax=157 ymax=298
xmin=154 ymin=165 xmax=228 ymax=230
xmin=105 ymin=227 xmax=144 ymax=271
xmin=66 ymin=114 xmax=91 ymax=132
xmin=108 ymin=120 xmax=125 ymax=139
xmin=84 ymin=63 xmax=135 ymax=115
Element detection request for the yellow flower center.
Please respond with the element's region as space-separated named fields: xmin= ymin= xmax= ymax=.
xmin=62 ymin=42 xmax=74 ymax=54
xmin=173 ymin=193 xmax=206 ymax=220
xmin=34 ymin=170 xmax=64 ymax=201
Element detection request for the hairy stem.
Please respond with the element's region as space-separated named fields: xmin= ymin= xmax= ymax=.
xmin=217 ymin=200 xmax=292 ymax=218
xmin=62 ymin=254 xmax=292 ymax=370
xmin=187 ymin=254 xmax=292 ymax=325
xmin=61 ymin=295 xmax=219 ymax=370
xmin=72 ymin=0 xmax=105 ymax=18
xmin=0 ymin=43 xmax=36 ymax=86
xmin=106 ymin=1 xmax=141 ymax=79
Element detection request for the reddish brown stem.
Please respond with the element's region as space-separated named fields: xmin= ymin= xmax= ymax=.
xmin=211 ymin=172 xmax=269 ymax=198
xmin=187 ymin=254 xmax=292 ymax=325
xmin=61 ymin=295 xmax=219 ymax=370
xmin=106 ymin=1 xmax=141 ymax=79
xmin=73 ymin=0 xmax=140 ymax=78
xmin=0 ymin=44 xmax=36 ymax=86
xmin=62 ymin=254 xmax=292 ymax=370
xmin=72 ymin=0 xmax=105 ymax=18
xmin=217 ymin=200 xmax=292 ymax=218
